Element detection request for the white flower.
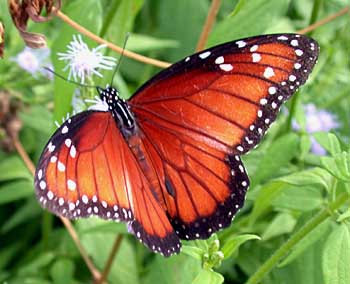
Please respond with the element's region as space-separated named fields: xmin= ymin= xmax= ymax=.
xmin=57 ymin=35 xmax=116 ymax=84
xmin=12 ymin=47 xmax=51 ymax=78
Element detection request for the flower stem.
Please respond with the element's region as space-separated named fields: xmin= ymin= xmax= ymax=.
xmin=195 ymin=0 xmax=221 ymax=52
xmin=95 ymin=235 xmax=124 ymax=284
xmin=245 ymin=192 xmax=349 ymax=284
xmin=297 ymin=6 xmax=349 ymax=34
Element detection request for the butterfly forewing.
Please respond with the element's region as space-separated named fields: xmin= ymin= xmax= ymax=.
xmin=130 ymin=34 xmax=319 ymax=155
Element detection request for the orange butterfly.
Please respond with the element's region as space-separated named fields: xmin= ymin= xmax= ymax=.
xmin=35 ymin=34 xmax=319 ymax=256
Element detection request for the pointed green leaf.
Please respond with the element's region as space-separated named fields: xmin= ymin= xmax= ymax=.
xmin=192 ymin=269 xmax=224 ymax=284
xmin=222 ymin=234 xmax=260 ymax=259
xmin=277 ymin=167 xmax=333 ymax=192
xmin=322 ymin=223 xmax=350 ymax=284
xmin=0 ymin=181 xmax=33 ymax=205
xmin=262 ymin=213 xmax=297 ymax=240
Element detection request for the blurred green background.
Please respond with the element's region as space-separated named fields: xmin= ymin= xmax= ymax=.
xmin=0 ymin=0 xmax=350 ymax=283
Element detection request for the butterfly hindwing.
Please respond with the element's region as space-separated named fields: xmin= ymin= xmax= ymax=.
xmin=136 ymin=121 xmax=249 ymax=239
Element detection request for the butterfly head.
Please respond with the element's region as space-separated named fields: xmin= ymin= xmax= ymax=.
xmin=96 ymin=85 xmax=135 ymax=129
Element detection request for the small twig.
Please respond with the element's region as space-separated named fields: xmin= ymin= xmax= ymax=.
xmin=195 ymin=0 xmax=221 ymax=51
xmin=10 ymin=134 xmax=102 ymax=281
xmin=53 ymin=8 xmax=171 ymax=69
xmin=95 ymin=235 xmax=124 ymax=284
xmin=60 ymin=216 xmax=102 ymax=281
xmin=297 ymin=6 xmax=349 ymax=34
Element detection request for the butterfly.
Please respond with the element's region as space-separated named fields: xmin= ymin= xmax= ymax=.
xmin=34 ymin=34 xmax=319 ymax=257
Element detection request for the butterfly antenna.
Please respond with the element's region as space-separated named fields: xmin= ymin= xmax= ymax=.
xmin=110 ymin=32 xmax=130 ymax=87
xmin=43 ymin=67 xmax=97 ymax=88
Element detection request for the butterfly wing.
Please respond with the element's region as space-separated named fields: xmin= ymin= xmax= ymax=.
xmin=136 ymin=126 xmax=249 ymax=239
xmin=130 ymin=34 xmax=319 ymax=155
xmin=34 ymin=111 xmax=180 ymax=256
xmin=129 ymin=34 xmax=319 ymax=238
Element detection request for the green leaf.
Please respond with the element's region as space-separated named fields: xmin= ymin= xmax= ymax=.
xmin=192 ymin=269 xmax=224 ymax=284
xmin=277 ymin=167 xmax=333 ymax=192
xmin=262 ymin=213 xmax=297 ymax=240
xmin=0 ymin=181 xmax=33 ymax=205
xmin=156 ymin=0 xmax=209 ymax=61
xmin=144 ymin=254 xmax=201 ymax=284
xmin=221 ymin=234 xmax=260 ymax=259
xmin=272 ymin=185 xmax=323 ymax=212
xmin=209 ymin=0 xmax=289 ymax=45
xmin=1 ymin=199 xmax=40 ymax=233
xmin=279 ymin=219 xmax=331 ymax=267
xmin=300 ymin=134 xmax=312 ymax=159
xmin=252 ymin=133 xmax=299 ymax=186
xmin=314 ymin=132 xmax=342 ymax=156
xmin=50 ymin=258 xmax=75 ymax=284
xmin=0 ymin=156 xmax=31 ymax=182
xmin=182 ymin=245 xmax=205 ymax=260
xmin=127 ymin=33 xmax=179 ymax=52
xmin=17 ymin=252 xmax=55 ymax=274
xmin=337 ymin=208 xmax=350 ymax=222
xmin=0 ymin=242 xmax=22 ymax=270
xmin=321 ymin=152 xmax=350 ymax=182
xmin=322 ymin=223 xmax=350 ymax=284
xmin=19 ymin=105 xmax=53 ymax=135
xmin=78 ymin=219 xmax=138 ymax=284
xmin=249 ymin=181 xmax=285 ymax=224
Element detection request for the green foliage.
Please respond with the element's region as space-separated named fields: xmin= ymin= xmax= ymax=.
xmin=1 ymin=0 xmax=349 ymax=284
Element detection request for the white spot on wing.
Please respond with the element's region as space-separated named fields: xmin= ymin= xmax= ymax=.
xmin=58 ymin=161 xmax=65 ymax=172
xmin=70 ymin=145 xmax=77 ymax=158
xmin=252 ymin=53 xmax=261 ymax=62
xmin=291 ymin=39 xmax=298 ymax=46
xmin=199 ymin=51 xmax=211 ymax=59
xmin=250 ymin=45 xmax=258 ymax=52
xmin=48 ymin=142 xmax=55 ymax=153
xmin=67 ymin=179 xmax=76 ymax=191
xmin=82 ymin=195 xmax=88 ymax=204
xmin=39 ymin=180 xmax=46 ymax=190
xmin=236 ymin=40 xmax=246 ymax=48
xmin=65 ymin=139 xmax=72 ymax=147
xmin=263 ymin=67 xmax=275 ymax=78
xmin=294 ymin=63 xmax=301 ymax=69
xmin=61 ymin=126 xmax=68 ymax=134
xmin=277 ymin=35 xmax=288 ymax=40
xmin=215 ymin=56 xmax=224 ymax=64
xmin=219 ymin=64 xmax=233 ymax=72
xmin=295 ymin=49 xmax=303 ymax=56
xmin=47 ymin=191 xmax=54 ymax=200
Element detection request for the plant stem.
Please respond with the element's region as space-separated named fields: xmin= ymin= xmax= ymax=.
xmin=95 ymin=235 xmax=124 ymax=284
xmin=245 ymin=193 xmax=349 ymax=284
xmin=297 ymin=6 xmax=349 ymax=34
xmin=195 ymin=0 xmax=221 ymax=51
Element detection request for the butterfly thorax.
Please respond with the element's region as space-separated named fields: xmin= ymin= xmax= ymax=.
xmin=97 ymin=86 xmax=136 ymax=132
xmin=97 ymin=85 xmax=166 ymax=206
